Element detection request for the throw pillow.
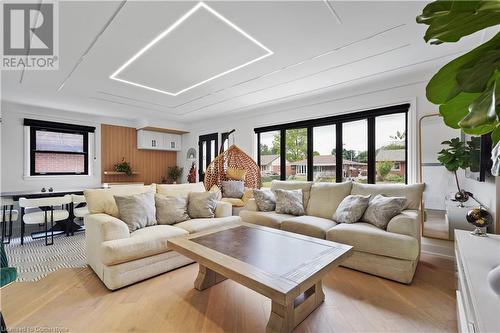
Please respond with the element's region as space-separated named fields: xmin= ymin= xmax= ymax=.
xmin=221 ymin=180 xmax=245 ymax=199
xmin=155 ymin=194 xmax=190 ymax=225
xmin=114 ymin=191 xmax=156 ymax=232
xmin=274 ymin=189 xmax=305 ymax=216
xmin=332 ymin=195 xmax=371 ymax=224
xmin=253 ymin=189 xmax=276 ymax=211
xmin=361 ymin=194 xmax=407 ymax=229
xmin=227 ymin=168 xmax=246 ymax=181
xmin=209 ymin=185 xmax=222 ymax=201
xmin=188 ymin=191 xmax=219 ymax=218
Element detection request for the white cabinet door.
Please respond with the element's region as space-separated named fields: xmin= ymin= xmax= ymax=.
xmin=138 ymin=130 xmax=181 ymax=151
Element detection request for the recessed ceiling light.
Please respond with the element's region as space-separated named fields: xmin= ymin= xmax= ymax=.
xmin=110 ymin=2 xmax=273 ymax=96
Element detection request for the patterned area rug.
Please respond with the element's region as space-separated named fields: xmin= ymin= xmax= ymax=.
xmin=5 ymin=233 xmax=86 ymax=282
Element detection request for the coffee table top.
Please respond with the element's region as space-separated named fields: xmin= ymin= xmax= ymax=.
xmin=168 ymin=222 xmax=352 ymax=303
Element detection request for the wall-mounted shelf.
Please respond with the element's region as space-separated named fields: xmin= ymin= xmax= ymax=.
xmin=138 ymin=126 xmax=189 ymax=135
xmin=103 ymin=171 xmax=140 ymax=175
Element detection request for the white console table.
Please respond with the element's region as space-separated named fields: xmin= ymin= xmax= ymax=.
xmin=455 ymin=230 xmax=500 ymax=333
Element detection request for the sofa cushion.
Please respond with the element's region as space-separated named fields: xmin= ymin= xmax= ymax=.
xmin=333 ymin=194 xmax=370 ymax=224
xmin=114 ymin=192 xmax=157 ymax=232
xmin=281 ymin=216 xmax=337 ymax=239
xmin=351 ymin=183 xmax=424 ymax=210
xmin=100 ymin=225 xmax=188 ymax=266
xmin=362 ymin=194 xmax=407 ymax=229
xmin=271 ymin=180 xmax=313 ymax=208
xmin=239 ymin=210 xmax=295 ymax=229
xmin=220 ymin=197 xmax=246 ymax=207
xmin=155 ymin=194 xmax=190 ymax=225
xmin=253 ymin=189 xmax=276 ymax=211
xmin=306 ymin=182 xmax=352 ymax=219
xmin=274 ymin=189 xmax=305 ymax=216
xmin=326 ymin=222 xmax=419 ymax=261
xmin=188 ymin=191 xmax=219 ymax=218
xmin=221 ymin=180 xmax=245 ymax=199
xmin=156 ymin=182 xmax=206 ymax=197
xmin=85 ymin=185 xmax=155 ymax=218
xmin=174 ymin=216 xmax=240 ymax=234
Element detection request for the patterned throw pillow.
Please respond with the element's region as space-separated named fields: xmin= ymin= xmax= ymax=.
xmin=188 ymin=191 xmax=219 ymax=218
xmin=226 ymin=168 xmax=246 ymax=181
xmin=209 ymin=185 xmax=223 ymax=201
xmin=274 ymin=189 xmax=305 ymax=216
xmin=155 ymin=194 xmax=190 ymax=225
xmin=332 ymin=195 xmax=370 ymax=224
xmin=253 ymin=189 xmax=276 ymax=211
xmin=361 ymin=194 xmax=407 ymax=229
xmin=114 ymin=191 xmax=156 ymax=232
xmin=222 ymin=180 xmax=245 ymax=199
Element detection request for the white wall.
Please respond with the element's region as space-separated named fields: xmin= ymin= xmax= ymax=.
xmin=0 ymin=101 xmax=136 ymax=192
xmin=177 ymin=70 xmax=497 ymax=223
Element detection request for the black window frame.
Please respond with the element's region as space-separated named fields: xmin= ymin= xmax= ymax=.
xmin=255 ymin=104 xmax=409 ymax=184
xmin=198 ymin=132 xmax=218 ymax=182
xmin=26 ymin=119 xmax=94 ymax=176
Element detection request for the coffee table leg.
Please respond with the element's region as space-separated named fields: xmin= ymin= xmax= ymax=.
xmin=266 ymin=280 xmax=325 ymax=333
xmin=194 ymin=264 xmax=227 ymax=291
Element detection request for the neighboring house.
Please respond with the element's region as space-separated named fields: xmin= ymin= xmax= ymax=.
xmin=289 ymin=155 xmax=367 ymax=179
xmin=260 ymin=154 xmax=292 ymax=175
xmin=376 ymin=148 xmax=406 ymax=177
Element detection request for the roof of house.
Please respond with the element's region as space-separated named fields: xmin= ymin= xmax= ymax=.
xmin=376 ymin=149 xmax=405 ymax=162
xmin=260 ymin=154 xmax=280 ymax=166
xmin=289 ymin=155 xmax=366 ymax=166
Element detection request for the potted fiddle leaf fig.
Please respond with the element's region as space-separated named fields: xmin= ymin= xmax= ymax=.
xmin=437 ymin=138 xmax=471 ymax=206
xmin=416 ymin=0 xmax=500 ymax=175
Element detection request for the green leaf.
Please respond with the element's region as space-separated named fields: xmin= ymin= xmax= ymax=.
xmin=426 ymin=32 xmax=500 ymax=104
xmin=416 ymin=0 xmax=500 ymax=44
xmin=459 ymin=79 xmax=499 ymax=128
xmin=492 ymin=124 xmax=500 ymax=145
xmin=439 ymin=92 xmax=480 ymax=128
xmin=456 ymin=50 xmax=500 ymax=92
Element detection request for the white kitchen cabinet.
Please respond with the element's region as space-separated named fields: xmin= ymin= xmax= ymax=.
xmin=137 ymin=130 xmax=181 ymax=151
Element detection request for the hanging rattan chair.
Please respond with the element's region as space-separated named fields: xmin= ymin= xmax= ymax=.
xmin=203 ymin=144 xmax=261 ymax=190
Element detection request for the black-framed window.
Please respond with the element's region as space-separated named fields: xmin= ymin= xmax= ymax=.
xmin=25 ymin=119 xmax=95 ymax=176
xmin=198 ymin=133 xmax=218 ymax=182
xmin=255 ymin=104 xmax=409 ymax=185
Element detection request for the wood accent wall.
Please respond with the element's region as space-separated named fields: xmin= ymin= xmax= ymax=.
xmin=101 ymin=124 xmax=177 ymax=185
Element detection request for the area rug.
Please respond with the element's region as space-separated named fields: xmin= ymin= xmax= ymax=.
xmin=5 ymin=233 xmax=86 ymax=282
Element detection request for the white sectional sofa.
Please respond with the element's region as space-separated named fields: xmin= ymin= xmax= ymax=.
xmin=84 ymin=183 xmax=240 ymax=290
xmin=240 ymin=181 xmax=424 ymax=284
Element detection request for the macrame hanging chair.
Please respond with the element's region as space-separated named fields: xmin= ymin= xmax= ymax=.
xmin=203 ymin=144 xmax=261 ymax=190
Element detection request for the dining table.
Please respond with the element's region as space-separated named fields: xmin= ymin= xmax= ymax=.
xmin=1 ymin=187 xmax=99 ymax=241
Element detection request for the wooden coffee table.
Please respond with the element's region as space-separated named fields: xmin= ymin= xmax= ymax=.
xmin=168 ymin=222 xmax=352 ymax=333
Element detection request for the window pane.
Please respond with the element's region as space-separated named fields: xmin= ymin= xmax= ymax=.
xmin=259 ymin=131 xmax=280 ymax=188
xmin=201 ymin=142 xmax=207 ymax=173
xmin=342 ymin=120 xmax=368 ymax=182
xmin=35 ymin=153 xmax=85 ymax=174
xmin=210 ymin=140 xmax=216 ymax=162
xmin=313 ymin=125 xmax=336 ymax=182
xmin=375 ymin=113 xmax=406 ymax=183
xmin=36 ymin=130 xmax=84 ymax=152
xmin=286 ymin=128 xmax=307 ymax=182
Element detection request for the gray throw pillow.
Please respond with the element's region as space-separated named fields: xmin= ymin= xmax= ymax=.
xmin=155 ymin=194 xmax=190 ymax=225
xmin=361 ymin=194 xmax=407 ymax=229
xmin=333 ymin=195 xmax=371 ymax=224
xmin=221 ymin=180 xmax=244 ymax=199
xmin=114 ymin=191 xmax=156 ymax=232
xmin=253 ymin=189 xmax=276 ymax=211
xmin=188 ymin=191 xmax=218 ymax=218
xmin=274 ymin=189 xmax=305 ymax=216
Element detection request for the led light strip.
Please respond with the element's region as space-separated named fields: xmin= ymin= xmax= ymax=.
xmin=110 ymin=2 xmax=273 ymax=96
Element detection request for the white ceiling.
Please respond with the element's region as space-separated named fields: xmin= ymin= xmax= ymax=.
xmin=1 ymin=1 xmax=491 ymax=125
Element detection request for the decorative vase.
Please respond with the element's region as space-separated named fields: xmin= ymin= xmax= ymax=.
xmin=466 ymin=207 xmax=493 ymax=237
xmin=487 ymin=265 xmax=500 ymax=296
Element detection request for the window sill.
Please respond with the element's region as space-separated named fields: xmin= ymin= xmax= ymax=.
xmin=23 ymin=174 xmax=93 ymax=180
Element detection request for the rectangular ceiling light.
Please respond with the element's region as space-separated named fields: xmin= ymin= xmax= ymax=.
xmin=109 ymin=2 xmax=273 ymax=96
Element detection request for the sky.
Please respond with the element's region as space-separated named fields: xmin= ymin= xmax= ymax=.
xmin=260 ymin=113 xmax=406 ymax=154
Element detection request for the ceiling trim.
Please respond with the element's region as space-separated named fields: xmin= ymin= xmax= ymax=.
xmin=190 ymin=51 xmax=464 ymax=120
xmin=181 ymin=43 xmax=411 ymax=115
xmin=109 ymin=1 xmax=273 ymax=96
xmin=323 ymin=0 xmax=342 ymax=24
xmin=56 ymin=1 xmax=127 ymax=92
xmin=97 ymin=91 xmax=173 ymax=109
xmin=170 ymin=23 xmax=406 ymax=109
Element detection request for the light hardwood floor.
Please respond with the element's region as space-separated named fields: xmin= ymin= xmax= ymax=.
xmin=1 ymin=253 xmax=457 ymax=332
